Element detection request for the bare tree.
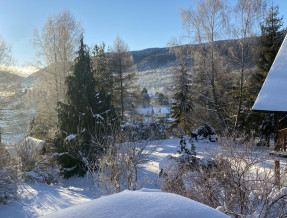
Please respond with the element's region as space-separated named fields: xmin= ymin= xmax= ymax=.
xmin=31 ymin=9 xmax=83 ymax=138
xmin=179 ymin=0 xmax=229 ymax=130
xmin=0 ymin=36 xmax=18 ymax=200
xmin=0 ymin=35 xmax=24 ymax=143
xmin=110 ymin=36 xmax=136 ymax=120
xmin=232 ymin=0 xmax=266 ymax=130
xmin=0 ymin=35 xmax=13 ymax=70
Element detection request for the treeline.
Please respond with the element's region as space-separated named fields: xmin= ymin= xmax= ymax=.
xmin=170 ymin=1 xmax=286 ymax=141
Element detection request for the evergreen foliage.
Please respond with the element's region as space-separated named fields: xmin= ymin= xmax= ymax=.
xmin=242 ymin=4 xmax=286 ymax=140
xmin=171 ymin=59 xmax=193 ymax=134
xmin=258 ymin=5 xmax=285 ymax=76
xmin=156 ymin=92 xmax=169 ymax=106
xmin=92 ymin=43 xmax=114 ymax=94
xmin=55 ymin=37 xmax=117 ymax=178
xmin=141 ymin=88 xmax=150 ymax=108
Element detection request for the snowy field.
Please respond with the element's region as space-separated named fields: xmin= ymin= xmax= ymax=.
xmin=0 ymin=138 xmax=286 ymax=217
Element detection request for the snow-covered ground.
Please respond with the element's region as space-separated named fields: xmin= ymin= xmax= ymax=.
xmin=0 ymin=138 xmax=286 ymax=217
xmin=0 ymin=182 xmax=94 ymax=217
xmin=41 ymin=188 xmax=228 ymax=218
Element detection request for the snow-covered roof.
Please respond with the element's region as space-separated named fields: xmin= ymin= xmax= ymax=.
xmin=253 ymin=34 xmax=287 ymax=112
xmin=136 ymin=106 xmax=170 ymax=115
xmin=41 ymin=189 xmax=228 ymax=218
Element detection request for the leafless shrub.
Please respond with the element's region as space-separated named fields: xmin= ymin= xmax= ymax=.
xmin=88 ymin=127 xmax=155 ymax=195
xmin=15 ymin=138 xmax=59 ymax=184
xmin=161 ymin=133 xmax=287 ymax=217
xmin=0 ymin=144 xmax=18 ymax=204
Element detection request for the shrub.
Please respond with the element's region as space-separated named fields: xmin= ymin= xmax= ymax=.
xmin=160 ymin=134 xmax=287 ymax=217
xmin=0 ymin=145 xmax=18 ymax=204
xmin=16 ymin=138 xmax=59 ymax=184
xmin=121 ymin=121 xmax=168 ymax=141
xmin=89 ymin=129 xmax=155 ymax=194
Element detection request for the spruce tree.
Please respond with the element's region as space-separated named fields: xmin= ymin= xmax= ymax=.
xmin=258 ymin=5 xmax=285 ymax=76
xmin=55 ymin=37 xmax=116 ymax=178
xmin=92 ymin=43 xmax=114 ymax=94
xmin=244 ymin=4 xmax=285 ymax=140
xmin=141 ymin=88 xmax=150 ymax=108
xmin=171 ymin=59 xmax=193 ymax=135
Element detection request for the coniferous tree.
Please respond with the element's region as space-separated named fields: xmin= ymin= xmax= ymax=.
xmin=110 ymin=36 xmax=136 ymax=120
xmin=141 ymin=88 xmax=150 ymax=108
xmin=92 ymin=43 xmax=114 ymax=94
xmin=171 ymin=59 xmax=193 ymax=135
xmin=258 ymin=4 xmax=285 ymax=77
xmin=243 ymin=4 xmax=285 ymax=141
xmin=55 ymin=37 xmax=116 ymax=178
xmin=156 ymin=92 xmax=169 ymax=106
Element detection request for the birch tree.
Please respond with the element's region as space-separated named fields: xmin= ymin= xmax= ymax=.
xmin=0 ymin=35 xmax=19 ymax=143
xmin=31 ymin=9 xmax=83 ymax=139
xmin=232 ymin=0 xmax=266 ymax=130
xmin=179 ymin=0 xmax=229 ymax=130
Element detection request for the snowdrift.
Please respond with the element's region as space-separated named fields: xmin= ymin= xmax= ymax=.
xmin=41 ymin=188 xmax=228 ymax=218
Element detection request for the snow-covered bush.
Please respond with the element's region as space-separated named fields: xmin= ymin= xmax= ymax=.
xmin=21 ymin=155 xmax=59 ymax=184
xmin=121 ymin=121 xmax=167 ymax=141
xmin=89 ymin=130 xmax=154 ymax=194
xmin=16 ymin=138 xmax=59 ymax=184
xmin=191 ymin=123 xmax=217 ymax=142
xmin=161 ymin=134 xmax=287 ymax=217
xmin=0 ymin=145 xmax=18 ymax=204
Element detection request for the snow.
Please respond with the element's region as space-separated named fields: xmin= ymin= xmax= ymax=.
xmin=41 ymin=189 xmax=228 ymax=218
xmin=1 ymin=138 xmax=286 ymax=217
xmin=136 ymin=106 xmax=170 ymax=115
xmin=24 ymin=137 xmax=46 ymax=151
xmin=65 ymin=134 xmax=77 ymax=141
xmin=0 ymin=183 xmax=94 ymax=217
xmin=253 ymin=33 xmax=287 ymax=112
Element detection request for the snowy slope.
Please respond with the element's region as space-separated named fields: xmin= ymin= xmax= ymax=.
xmin=253 ymin=33 xmax=287 ymax=112
xmin=41 ymin=189 xmax=228 ymax=218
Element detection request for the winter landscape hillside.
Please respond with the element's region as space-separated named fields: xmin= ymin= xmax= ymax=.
xmin=1 ymin=0 xmax=287 ymax=217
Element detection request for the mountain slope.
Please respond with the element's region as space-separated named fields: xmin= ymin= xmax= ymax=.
xmin=24 ymin=38 xmax=259 ymax=96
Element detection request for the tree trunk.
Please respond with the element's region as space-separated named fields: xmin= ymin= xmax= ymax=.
xmin=234 ymin=41 xmax=245 ymax=130
xmin=211 ymin=46 xmax=226 ymax=129
xmin=119 ymin=55 xmax=124 ymax=120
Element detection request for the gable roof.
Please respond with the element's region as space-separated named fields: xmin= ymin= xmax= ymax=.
xmin=252 ymin=34 xmax=287 ymax=112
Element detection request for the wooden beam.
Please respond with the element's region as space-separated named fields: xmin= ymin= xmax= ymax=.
xmin=274 ymin=113 xmax=280 ymax=187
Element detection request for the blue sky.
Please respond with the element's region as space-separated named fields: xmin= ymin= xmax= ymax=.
xmin=0 ymin=0 xmax=287 ymax=66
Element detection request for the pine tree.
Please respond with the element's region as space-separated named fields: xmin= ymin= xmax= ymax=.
xmin=171 ymin=59 xmax=193 ymax=135
xmin=55 ymin=37 xmax=116 ymax=178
